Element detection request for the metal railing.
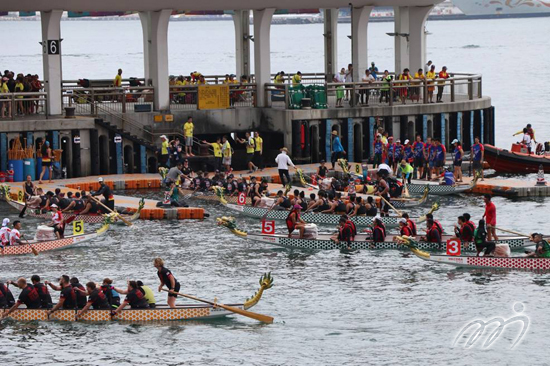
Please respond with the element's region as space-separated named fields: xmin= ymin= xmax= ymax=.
xmin=0 ymin=92 xmax=48 ymax=120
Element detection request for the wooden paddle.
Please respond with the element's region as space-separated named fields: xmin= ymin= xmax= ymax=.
xmin=378 ymin=195 xmax=403 ymax=216
xmin=90 ymin=196 xmax=132 ymax=226
xmin=20 ymin=234 xmax=38 ymax=256
xmin=495 ymin=226 xmax=530 ymax=237
xmin=162 ymin=289 xmax=274 ymax=324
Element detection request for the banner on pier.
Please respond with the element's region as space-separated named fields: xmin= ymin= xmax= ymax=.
xmin=198 ymin=85 xmax=230 ymax=110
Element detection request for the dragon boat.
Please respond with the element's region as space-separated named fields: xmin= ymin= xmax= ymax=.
xmin=398 ymin=236 xmax=549 ymax=271
xmin=0 ymin=217 xmax=110 ymax=256
xmin=0 ymin=185 xmax=143 ymax=225
xmin=217 ymin=217 xmax=535 ymax=252
xmin=405 ymin=175 xmax=479 ymax=196
xmin=1 ymin=273 xmax=273 ymax=322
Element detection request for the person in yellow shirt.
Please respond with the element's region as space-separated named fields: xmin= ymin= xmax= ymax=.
xmin=426 ymin=65 xmax=437 ymax=103
xmin=292 ymin=71 xmax=302 ymax=86
xmin=254 ymin=131 xmax=263 ymax=171
xmin=183 ymin=117 xmax=194 ymax=157
xmin=0 ymin=77 xmax=11 ymax=118
xmin=175 ymin=76 xmax=185 ymax=103
xmin=113 ymin=69 xmax=122 ymax=87
xmin=221 ymin=135 xmax=233 ymax=173
xmin=15 ymin=76 xmax=25 ymax=115
xmin=274 ymin=71 xmax=286 ymax=84
xmin=412 ymin=68 xmax=426 ymax=103
xmin=436 ymin=66 xmax=449 ymax=103
xmin=159 ymin=135 xmax=169 ymax=168
xmin=202 ymin=137 xmax=223 ymax=171
xmin=237 ymin=132 xmax=258 ymax=173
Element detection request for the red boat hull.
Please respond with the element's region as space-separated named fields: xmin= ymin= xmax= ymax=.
xmin=483 ymin=144 xmax=550 ymax=174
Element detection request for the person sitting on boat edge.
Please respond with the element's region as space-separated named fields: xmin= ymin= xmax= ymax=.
xmin=9 ymin=220 xmax=22 ymax=246
xmin=473 ymin=219 xmax=495 ymax=257
xmin=372 ymin=216 xmax=386 ymax=242
xmin=0 ymin=218 xmax=10 ymax=248
xmin=91 ymin=177 xmax=115 ymax=213
xmin=399 ymin=218 xmax=412 ymax=237
xmin=331 ymin=216 xmax=355 ymax=251
xmin=75 ymin=282 xmax=111 ymax=320
xmin=526 ymin=233 xmax=550 ymax=258
xmin=454 ymin=216 xmax=474 ymax=243
xmin=112 ymin=281 xmax=150 ymax=317
xmin=273 ymin=190 xmax=291 ymax=210
xmin=2 ymin=278 xmax=41 ymax=318
xmin=101 ymin=278 xmax=121 ymax=308
xmin=286 ymin=204 xmax=307 ymax=239
xmin=46 ymin=275 xmax=78 ymax=316
xmin=422 ymin=219 xmax=441 ymax=243
xmin=401 ymin=213 xmax=417 ymax=237
xmin=49 ymin=204 xmax=64 ymax=239
xmin=154 ymin=257 xmax=180 ymax=308
xmin=137 ymin=280 xmax=156 ymax=308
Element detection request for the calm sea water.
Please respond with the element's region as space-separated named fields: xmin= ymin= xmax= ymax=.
xmin=1 ymin=18 xmax=550 ymax=366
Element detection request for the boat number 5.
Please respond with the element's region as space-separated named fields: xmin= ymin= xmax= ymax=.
xmin=73 ymin=220 xmax=84 ymax=236
xmin=261 ymin=220 xmax=275 ymax=235
xmin=237 ymin=192 xmax=246 ymax=206
xmin=446 ymin=238 xmax=461 ymax=256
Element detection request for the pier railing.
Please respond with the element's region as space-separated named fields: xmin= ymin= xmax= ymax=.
xmin=62 ymin=86 xmax=154 ymax=114
xmin=0 ymin=92 xmax=48 ymax=120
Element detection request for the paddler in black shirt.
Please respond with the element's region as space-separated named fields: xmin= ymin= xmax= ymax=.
xmin=91 ymin=177 xmax=115 ymax=213
xmin=76 ymin=282 xmax=111 ymax=320
xmin=224 ymin=174 xmax=238 ymax=196
xmin=154 ymin=257 xmax=180 ymax=308
xmin=62 ymin=192 xmax=85 ymax=213
xmin=79 ymin=194 xmax=99 ymax=215
xmin=70 ymin=277 xmax=88 ymax=309
xmin=2 ymin=278 xmax=41 ymax=319
xmin=0 ymin=281 xmax=15 ymax=308
xmin=46 ymin=275 xmax=77 ymax=316
xmin=31 ymin=275 xmax=52 ymax=308
xmin=112 ymin=281 xmax=149 ymax=317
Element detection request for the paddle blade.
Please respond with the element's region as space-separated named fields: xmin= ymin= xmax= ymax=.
xmin=218 ymin=303 xmax=274 ymax=324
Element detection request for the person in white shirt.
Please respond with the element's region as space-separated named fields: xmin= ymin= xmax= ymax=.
xmin=521 ymin=127 xmax=532 ymax=154
xmin=275 ymin=147 xmax=296 ymax=186
xmin=9 ymin=220 xmax=22 ymax=246
xmin=344 ymin=64 xmax=353 ymax=100
xmin=424 ymin=60 xmax=433 ymax=74
xmin=0 ymin=218 xmax=11 ymax=247
xmin=360 ymin=69 xmax=375 ymax=105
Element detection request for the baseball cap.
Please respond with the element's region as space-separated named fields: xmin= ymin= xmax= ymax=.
xmin=98 ymin=177 xmax=104 ymax=182
xmin=50 ymin=204 xmax=58 ymax=208
xmin=451 ymin=139 xmax=459 ymax=144
xmin=399 ymin=218 xmax=407 ymax=224
xmin=404 ymin=139 xmax=410 ymax=144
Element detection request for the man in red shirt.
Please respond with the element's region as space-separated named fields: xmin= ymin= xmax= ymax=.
xmin=482 ymin=194 xmax=498 ymax=241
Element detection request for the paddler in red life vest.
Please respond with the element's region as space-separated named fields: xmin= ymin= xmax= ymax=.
xmin=454 ymin=215 xmax=474 ymax=243
xmin=286 ymin=204 xmax=307 ymax=238
xmin=331 ymin=216 xmax=356 ymax=250
xmin=398 ymin=218 xmax=413 ymax=237
xmin=463 ymin=213 xmax=476 ymax=235
xmin=425 ymin=213 xmax=443 ymax=237
xmin=91 ymin=177 xmax=115 ymax=213
xmin=50 ymin=204 xmax=64 ymax=239
xmin=401 ymin=213 xmax=417 ymax=237
xmin=372 ymin=216 xmax=386 ymax=242
xmin=422 ymin=219 xmax=441 ymax=243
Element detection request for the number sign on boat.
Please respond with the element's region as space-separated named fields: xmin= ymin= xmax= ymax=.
xmin=261 ymin=220 xmax=275 ymax=235
xmin=73 ymin=220 xmax=85 ymax=236
xmin=237 ymin=192 xmax=246 ymax=206
xmin=446 ymin=238 xmax=461 ymax=256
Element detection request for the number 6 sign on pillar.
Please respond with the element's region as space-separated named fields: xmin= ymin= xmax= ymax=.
xmin=261 ymin=220 xmax=275 ymax=235
xmin=446 ymin=238 xmax=461 ymax=256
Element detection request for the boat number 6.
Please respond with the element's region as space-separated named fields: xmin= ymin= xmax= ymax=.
xmin=261 ymin=220 xmax=275 ymax=235
xmin=237 ymin=192 xmax=246 ymax=205
xmin=446 ymin=238 xmax=461 ymax=256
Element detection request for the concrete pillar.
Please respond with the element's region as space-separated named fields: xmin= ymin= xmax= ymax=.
xmin=233 ymin=10 xmax=251 ymax=78
xmin=409 ymin=6 xmax=432 ymax=75
xmin=369 ymin=117 xmax=375 ymax=158
xmin=422 ymin=115 xmax=428 ymax=141
xmin=138 ymin=12 xmax=151 ymax=84
xmin=347 ymin=118 xmax=354 ymax=162
xmin=41 ymin=10 xmax=63 ymax=116
xmin=393 ymin=7 xmax=409 ymax=74
xmin=253 ymin=8 xmax=275 ymax=107
xmin=457 ymin=112 xmax=462 ymax=142
xmin=140 ymin=145 xmax=147 ymax=173
xmin=80 ymin=129 xmax=91 ymax=177
xmin=0 ymin=133 xmax=7 ymax=172
xmin=351 ymin=6 xmax=373 ymax=83
xmin=325 ymin=119 xmax=333 ymax=162
xmin=140 ymin=9 xmax=171 ymax=111
xmin=323 ymin=9 xmax=338 ymax=80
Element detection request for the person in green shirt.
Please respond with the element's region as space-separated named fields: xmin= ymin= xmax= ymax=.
xmin=137 ymin=280 xmax=156 ymax=308
xmin=526 ymin=233 xmax=550 ymax=258
xmin=399 ymin=159 xmax=414 ymax=184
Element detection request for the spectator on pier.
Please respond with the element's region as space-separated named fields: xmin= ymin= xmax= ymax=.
xmin=275 ymin=147 xmax=295 ymax=186
xmin=330 ymin=130 xmax=345 ymax=170
xmin=360 ymin=69 xmax=374 ymax=106
xmin=158 ymin=135 xmax=169 ymax=168
xmin=333 ymin=74 xmax=344 ymax=108
xmin=292 ymin=72 xmax=302 ymax=86
xmin=398 ymin=68 xmax=411 ymax=104
xmin=14 ymin=76 xmax=25 ymax=116
xmin=0 ymin=77 xmax=11 ymax=118
xmin=436 ymin=66 xmax=449 ymax=103
xmin=470 ymin=136 xmax=485 ymax=181
xmin=274 ymin=71 xmax=286 ymax=84
xmin=202 ymin=137 xmax=223 ymax=172
xmin=412 ymin=68 xmax=425 ymax=103
xmin=221 ymin=135 xmax=233 ymax=173
xmin=113 ymin=69 xmax=122 ymax=87
xmin=345 ymin=64 xmax=353 ymax=100
xmin=379 ymin=70 xmax=392 ymax=104
xmin=369 ymin=62 xmax=379 ymax=79
xmin=183 ymin=117 xmax=194 ymax=157
xmin=424 ymin=60 xmax=433 ymax=74
xmin=426 ymin=65 xmax=436 ymax=103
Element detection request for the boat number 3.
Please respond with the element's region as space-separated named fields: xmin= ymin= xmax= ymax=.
xmin=17 ymin=191 xmax=24 ymax=202
xmin=73 ymin=220 xmax=84 ymax=236
xmin=446 ymin=238 xmax=461 ymax=256
xmin=261 ymin=220 xmax=275 ymax=235
xmin=237 ymin=192 xmax=246 ymax=206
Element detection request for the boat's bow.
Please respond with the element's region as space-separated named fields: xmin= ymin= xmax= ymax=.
xmin=243 ymin=272 xmax=274 ymax=310
xmin=212 ymin=186 xmax=228 ymax=205
xmin=416 ymin=202 xmax=440 ymax=224
xmin=396 ymin=236 xmax=432 ymax=260
xmin=217 ymin=216 xmax=248 ymax=237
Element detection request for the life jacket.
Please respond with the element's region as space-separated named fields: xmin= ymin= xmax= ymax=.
xmin=407 ymin=219 xmax=417 ymax=236
xmin=373 ymin=223 xmax=386 ymax=241
xmin=459 ymin=223 xmax=474 ymax=242
xmin=400 ymin=225 xmax=412 ymax=237
xmin=286 ymin=210 xmax=300 ymax=233
xmin=427 ymin=224 xmax=441 ymax=243
xmin=433 ymin=220 xmax=443 ymax=236
xmin=346 ymin=220 xmax=357 ymax=239
xmin=465 ymin=220 xmax=476 ymax=233
xmin=34 ymin=283 xmax=53 ymax=308
xmin=387 ymin=177 xmax=403 ymax=198
xmin=0 ymin=282 xmax=15 ymax=307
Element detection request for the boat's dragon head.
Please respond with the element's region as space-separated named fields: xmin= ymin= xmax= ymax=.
xmin=216 ymin=216 xmax=247 ymax=237
xmin=337 ymin=158 xmax=350 ymax=174
xmin=212 ymin=186 xmax=227 ymax=205
xmin=395 ymin=236 xmax=430 ymax=259
xmin=296 ymin=168 xmax=308 ymax=187
xmin=158 ymin=167 xmax=168 ymax=180
xmin=244 ymin=272 xmax=274 ymax=310
xmin=0 ymin=184 xmax=10 ymax=200
xmin=137 ymin=198 xmax=145 ymax=212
